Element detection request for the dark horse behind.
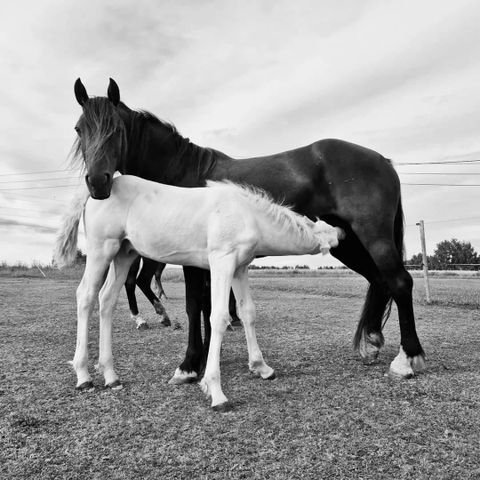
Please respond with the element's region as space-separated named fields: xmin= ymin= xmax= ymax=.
xmin=71 ymin=78 xmax=425 ymax=382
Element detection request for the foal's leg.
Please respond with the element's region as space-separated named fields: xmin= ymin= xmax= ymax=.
xmin=97 ymin=247 xmax=137 ymax=389
xmin=125 ymin=256 xmax=148 ymax=330
xmin=73 ymin=247 xmax=116 ymax=389
xmin=137 ymin=258 xmax=171 ymax=327
xmin=231 ymin=266 xmax=275 ymax=380
xmin=199 ymin=257 xmax=235 ymax=410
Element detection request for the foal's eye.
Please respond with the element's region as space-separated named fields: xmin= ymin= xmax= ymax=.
xmin=74 ymin=126 xmax=81 ymax=135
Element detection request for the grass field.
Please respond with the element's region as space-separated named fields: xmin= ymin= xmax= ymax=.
xmin=1 ymin=268 xmax=479 ymax=479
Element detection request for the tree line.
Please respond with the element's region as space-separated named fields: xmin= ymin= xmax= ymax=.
xmin=406 ymin=238 xmax=480 ymax=270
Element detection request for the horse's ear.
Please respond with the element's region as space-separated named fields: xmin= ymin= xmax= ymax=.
xmin=74 ymin=78 xmax=89 ymax=106
xmin=107 ymin=78 xmax=120 ymax=106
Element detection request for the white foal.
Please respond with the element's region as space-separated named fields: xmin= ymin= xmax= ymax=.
xmin=54 ymin=175 xmax=343 ymax=409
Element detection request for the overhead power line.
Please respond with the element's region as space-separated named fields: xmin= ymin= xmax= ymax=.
xmin=396 ymin=159 xmax=480 ymax=166
xmin=0 ymin=184 xmax=81 ymax=191
xmin=0 ymin=176 xmax=80 ymax=185
xmin=0 ymin=169 xmax=73 ymax=177
xmin=402 ymin=183 xmax=480 ymax=187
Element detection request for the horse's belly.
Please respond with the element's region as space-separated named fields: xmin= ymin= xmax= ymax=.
xmin=126 ymin=226 xmax=209 ymax=269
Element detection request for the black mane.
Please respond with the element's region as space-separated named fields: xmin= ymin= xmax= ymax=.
xmin=71 ymin=97 xmax=224 ymax=185
xmin=119 ymin=103 xmax=223 ymax=186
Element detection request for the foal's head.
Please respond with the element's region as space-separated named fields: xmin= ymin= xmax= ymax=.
xmin=72 ymin=78 xmax=126 ymax=199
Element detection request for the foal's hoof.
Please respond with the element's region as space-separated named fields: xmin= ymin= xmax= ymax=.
xmin=212 ymin=402 xmax=234 ymax=413
xmin=106 ymin=380 xmax=123 ymax=391
xmin=76 ymin=381 xmax=94 ymax=391
xmin=136 ymin=322 xmax=150 ymax=331
xmin=265 ymin=371 xmax=276 ymax=381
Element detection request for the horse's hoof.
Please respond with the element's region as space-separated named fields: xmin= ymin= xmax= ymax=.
xmin=230 ymin=318 xmax=242 ymax=328
xmin=387 ymin=369 xmax=414 ymax=380
xmin=412 ymin=355 xmax=426 ymax=372
xmin=76 ymin=381 xmax=94 ymax=391
xmin=227 ymin=324 xmax=234 ymax=332
xmin=160 ymin=318 xmax=171 ymax=327
xmin=265 ymin=371 xmax=276 ymax=381
xmin=168 ymin=369 xmax=198 ymax=385
xmin=362 ymin=353 xmax=379 ymax=365
xmin=106 ymin=380 xmax=123 ymax=391
xmin=136 ymin=322 xmax=149 ymax=331
xmin=212 ymin=402 xmax=234 ymax=413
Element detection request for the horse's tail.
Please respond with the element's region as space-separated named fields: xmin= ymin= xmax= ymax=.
xmin=353 ymin=195 xmax=404 ymax=350
xmin=53 ymin=185 xmax=90 ymax=268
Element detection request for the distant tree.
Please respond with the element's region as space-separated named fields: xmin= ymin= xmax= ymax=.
xmin=407 ymin=238 xmax=479 ymax=270
xmin=432 ymin=239 xmax=478 ymax=269
xmin=405 ymin=253 xmax=423 ymax=269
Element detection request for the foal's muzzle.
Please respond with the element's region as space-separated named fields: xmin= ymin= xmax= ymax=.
xmin=85 ymin=173 xmax=112 ymax=200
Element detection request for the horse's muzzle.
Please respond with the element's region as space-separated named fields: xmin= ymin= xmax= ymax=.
xmin=85 ymin=173 xmax=112 ymax=200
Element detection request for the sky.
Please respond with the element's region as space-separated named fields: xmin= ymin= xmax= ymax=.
xmin=1 ymin=0 xmax=480 ymax=268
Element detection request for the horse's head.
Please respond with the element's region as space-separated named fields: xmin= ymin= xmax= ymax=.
xmin=73 ymin=78 xmax=126 ymax=199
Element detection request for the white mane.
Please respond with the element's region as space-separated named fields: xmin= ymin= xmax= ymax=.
xmin=206 ymin=180 xmax=319 ymax=243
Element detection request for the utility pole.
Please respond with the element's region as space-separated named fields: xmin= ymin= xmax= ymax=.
xmin=416 ymin=220 xmax=431 ymax=303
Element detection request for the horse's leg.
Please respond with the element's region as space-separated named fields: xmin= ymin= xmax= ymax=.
xmin=353 ymin=224 xmax=425 ymax=378
xmin=72 ymin=248 xmax=115 ymax=390
xmin=137 ymin=258 xmax=171 ymax=327
xmin=97 ymin=246 xmax=137 ymax=389
xmin=229 ymin=290 xmax=242 ymax=327
xmin=231 ymin=265 xmax=275 ymax=380
xmin=125 ymin=256 xmax=148 ymax=330
xmin=201 ymin=270 xmax=212 ymax=353
xmin=169 ymin=266 xmax=206 ymax=384
xmin=199 ymin=256 xmax=235 ymax=410
xmin=330 ymin=232 xmax=389 ymax=363
xmin=153 ymin=262 xmax=167 ymax=299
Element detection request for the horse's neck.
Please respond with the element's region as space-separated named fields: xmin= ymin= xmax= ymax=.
xmin=120 ymin=109 xmax=225 ymax=186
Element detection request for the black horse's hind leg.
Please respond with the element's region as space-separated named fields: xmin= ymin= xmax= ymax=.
xmin=125 ymin=256 xmax=149 ymax=330
xmin=136 ymin=258 xmax=171 ymax=327
xmin=356 ymin=231 xmax=425 ymax=377
xmin=169 ymin=266 xmax=206 ymax=384
xmin=330 ymin=229 xmax=389 ymax=362
xmin=154 ymin=262 xmax=167 ymax=299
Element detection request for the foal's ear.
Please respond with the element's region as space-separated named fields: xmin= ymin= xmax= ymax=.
xmin=74 ymin=78 xmax=89 ymax=106
xmin=107 ymin=78 xmax=120 ymax=106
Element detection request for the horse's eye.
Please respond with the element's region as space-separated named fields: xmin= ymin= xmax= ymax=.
xmin=74 ymin=126 xmax=81 ymax=135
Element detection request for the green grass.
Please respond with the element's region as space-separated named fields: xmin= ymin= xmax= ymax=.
xmin=1 ymin=271 xmax=479 ymax=479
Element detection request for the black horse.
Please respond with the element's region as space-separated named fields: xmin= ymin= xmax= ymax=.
xmin=72 ymin=78 xmax=425 ymax=381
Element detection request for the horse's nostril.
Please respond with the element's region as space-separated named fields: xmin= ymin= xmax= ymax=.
xmin=104 ymin=173 xmax=111 ymax=185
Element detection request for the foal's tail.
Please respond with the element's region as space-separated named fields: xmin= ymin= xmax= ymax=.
xmin=53 ymin=185 xmax=90 ymax=268
xmin=353 ymin=195 xmax=405 ymax=350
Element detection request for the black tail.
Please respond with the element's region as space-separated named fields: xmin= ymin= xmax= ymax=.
xmin=353 ymin=196 xmax=404 ymax=350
